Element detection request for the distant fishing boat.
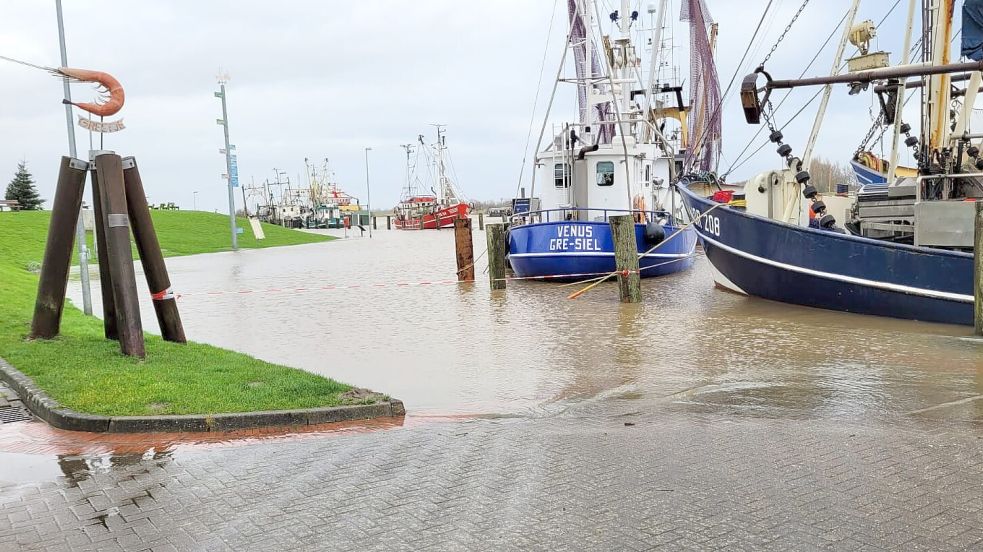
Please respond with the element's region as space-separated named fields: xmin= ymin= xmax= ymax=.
xmin=507 ymin=0 xmax=722 ymax=280
xmin=393 ymin=126 xmax=470 ymax=230
xmin=681 ymin=0 xmax=978 ymax=325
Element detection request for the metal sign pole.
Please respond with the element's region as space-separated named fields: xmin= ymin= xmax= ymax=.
xmin=215 ymin=80 xmax=238 ymax=250
xmin=55 ymin=0 xmax=93 ymax=315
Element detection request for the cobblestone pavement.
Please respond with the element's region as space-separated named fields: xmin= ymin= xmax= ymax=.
xmin=1 ymin=396 xmax=982 ymax=551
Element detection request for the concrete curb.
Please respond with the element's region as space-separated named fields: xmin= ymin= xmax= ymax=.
xmin=0 ymin=358 xmax=405 ymax=434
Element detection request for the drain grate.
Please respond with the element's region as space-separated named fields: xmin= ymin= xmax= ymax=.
xmin=0 ymin=407 xmax=32 ymax=424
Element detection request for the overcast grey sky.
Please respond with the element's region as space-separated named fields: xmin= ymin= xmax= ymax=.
xmin=0 ymin=1 xmax=941 ymax=212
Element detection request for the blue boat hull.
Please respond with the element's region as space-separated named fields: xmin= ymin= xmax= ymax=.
xmin=677 ymin=183 xmax=975 ymax=325
xmin=508 ymin=221 xmax=697 ymax=280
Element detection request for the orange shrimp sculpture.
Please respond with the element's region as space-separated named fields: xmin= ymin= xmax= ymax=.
xmin=50 ymin=67 xmax=125 ymax=117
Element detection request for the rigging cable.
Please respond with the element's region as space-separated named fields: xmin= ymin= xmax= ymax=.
xmin=683 ymin=0 xmax=777 ymax=174
xmin=722 ymin=0 xmax=907 ymax=178
xmin=514 ymin=0 xmax=562 ymax=198
xmin=0 ymin=54 xmax=50 ymax=72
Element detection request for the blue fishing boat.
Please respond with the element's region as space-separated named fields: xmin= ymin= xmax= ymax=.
xmin=507 ymin=0 xmax=722 ymax=280
xmin=683 ymin=0 xmax=979 ymax=326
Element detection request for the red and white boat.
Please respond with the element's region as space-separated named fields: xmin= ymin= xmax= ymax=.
xmin=393 ymin=196 xmax=469 ymax=229
xmin=393 ymin=126 xmax=471 ymax=230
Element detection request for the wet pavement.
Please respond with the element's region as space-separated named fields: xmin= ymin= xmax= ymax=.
xmin=0 ymin=227 xmax=979 ymax=549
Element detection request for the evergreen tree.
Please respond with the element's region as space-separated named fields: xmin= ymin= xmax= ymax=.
xmin=5 ymin=161 xmax=43 ymax=210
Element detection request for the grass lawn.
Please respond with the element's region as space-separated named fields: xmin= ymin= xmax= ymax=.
xmin=0 ymin=210 xmax=360 ymax=417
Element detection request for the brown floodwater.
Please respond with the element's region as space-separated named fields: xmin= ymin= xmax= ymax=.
xmin=66 ymin=224 xmax=983 ymax=423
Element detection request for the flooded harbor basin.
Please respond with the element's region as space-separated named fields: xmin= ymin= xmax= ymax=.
xmin=66 ymin=226 xmax=983 ymax=423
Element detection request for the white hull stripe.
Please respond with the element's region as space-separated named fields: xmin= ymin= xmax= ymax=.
xmin=696 ymin=230 xmax=974 ymax=304
xmin=509 ymin=250 xmax=693 ymax=259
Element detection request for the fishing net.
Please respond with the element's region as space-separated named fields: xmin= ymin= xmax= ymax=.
xmin=681 ymin=0 xmax=722 ymax=172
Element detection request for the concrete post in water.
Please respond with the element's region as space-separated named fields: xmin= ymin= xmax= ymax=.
xmin=486 ymin=223 xmax=507 ymax=290
xmin=608 ymin=215 xmax=642 ymax=303
xmin=454 ymin=218 xmax=475 ymax=282
xmin=122 ymin=157 xmax=187 ymax=344
xmin=30 ymin=156 xmax=88 ymax=339
xmin=95 ymin=153 xmax=145 ymax=358
xmin=89 ymin=160 xmax=117 ymax=340
xmin=975 ymin=201 xmax=983 ymax=336
xmin=478 ymin=211 xmax=485 ymax=230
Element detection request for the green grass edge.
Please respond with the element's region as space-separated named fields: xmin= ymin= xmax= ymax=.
xmin=0 ymin=210 xmax=363 ymax=417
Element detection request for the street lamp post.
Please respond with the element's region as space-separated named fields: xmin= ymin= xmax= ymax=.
xmin=214 ymin=77 xmax=238 ymax=250
xmin=55 ymin=0 xmax=92 ymax=316
xmin=364 ymin=147 xmax=372 ymax=238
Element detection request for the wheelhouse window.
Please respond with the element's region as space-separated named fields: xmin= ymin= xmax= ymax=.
xmin=554 ymin=163 xmax=571 ymax=188
xmin=596 ymin=161 xmax=615 ymax=186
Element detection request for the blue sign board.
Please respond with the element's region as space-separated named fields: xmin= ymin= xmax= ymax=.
xmin=230 ymin=153 xmax=239 ymax=188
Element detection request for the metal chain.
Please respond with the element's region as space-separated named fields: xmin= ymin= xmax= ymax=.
xmin=762 ymin=99 xmax=778 ymax=133
xmin=854 ymin=113 xmax=886 ymax=158
xmin=761 ymin=0 xmax=812 ymax=67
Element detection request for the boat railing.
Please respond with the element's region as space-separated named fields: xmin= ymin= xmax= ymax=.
xmin=915 ymin=172 xmax=983 ymax=202
xmin=511 ymin=207 xmax=674 ymax=225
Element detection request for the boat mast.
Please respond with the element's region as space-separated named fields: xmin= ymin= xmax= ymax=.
xmin=400 ymin=143 xmax=414 ymax=198
xmin=645 ymin=0 xmax=668 ymax=114
xmin=886 ymin=0 xmax=918 ymax=184
xmin=924 ymin=0 xmax=955 ymax=154
xmin=801 ymin=0 xmax=862 ymax=168
xmin=432 ymin=124 xmax=450 ymax=203
xmin=583 ymin=0 xmax=594 ymax=136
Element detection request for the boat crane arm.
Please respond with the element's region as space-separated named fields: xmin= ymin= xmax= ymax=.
xmin=740 ymin=60 xmax=983 ymax=125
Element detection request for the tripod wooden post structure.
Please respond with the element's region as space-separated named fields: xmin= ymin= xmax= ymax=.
xmin=30 ymin=156 xmax=89 ymax=339
xmin=123 ymin=157 xmax=186 ymax=343
xmin=95 ymin=153 xmax=145 ymax=358
xmin=88 ymin=158 xmax=117 ymax=340
xmin=30 ymin=150 xmax=185 ymax=358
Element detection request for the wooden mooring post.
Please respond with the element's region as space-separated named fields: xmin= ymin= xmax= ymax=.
xmin=478 ymin=211 xmax=485 ymax=230
xmin=95 ymin=153 xmax=145 ymax=358
xmin=123 ymin=157 xmax=187 ymax=344
xmin=386 ymin=215 xmax=392 ymax=230
xmin=975 ymin=201 xmax=982 ymax=336
xmin=486 ymin=223 xmax=507 ymax=290
xmin=30 ymin=156 xmax=88 ymax=339
xmin=608 ymin=215 xmax=641 ymax=303
xmin=372 ymin=216 xmax=378 ymax=230
xmin=454 ymin=218 xmax=475 ymax=282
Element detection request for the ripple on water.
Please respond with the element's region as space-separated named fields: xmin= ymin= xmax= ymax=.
xmin=63 ymin=229 xmax=983 ymax=423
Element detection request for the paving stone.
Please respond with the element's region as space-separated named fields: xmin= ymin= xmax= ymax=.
xmin=0 ymin=405 xmax=982 ymax=550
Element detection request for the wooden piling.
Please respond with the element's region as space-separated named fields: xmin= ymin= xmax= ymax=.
xmin=486 ymin=223 xmax=507 ymax=290
xmin=373 ymin=216 xmax=378 ymax=230
xmin=30 ymin=157 xmax=88 ymax=339
xmin=975 ymin=201 xmax=982 ymax=336
xmin=123 ymin=157 xmax=187 ymax=344
xmin=419 ymin=217 xmax=425 ymax=230
xmin=478 ymin=211 xmax=485 ymax=230
xmin=454 ymin=218 xmax=475 ymax=282
xmin=386 ymin=215 xmax=391 ymax=230
xmin=95 ymin=153 xmax=145 ymax=358
xmin=89 ymin=163 xmax=117 ymax=340
xmin=608 ymin=215 xmax=642 ymax=303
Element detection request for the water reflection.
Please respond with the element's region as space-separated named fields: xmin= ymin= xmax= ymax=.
xmin=65 ymin=227 xmax=983 ymax=423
